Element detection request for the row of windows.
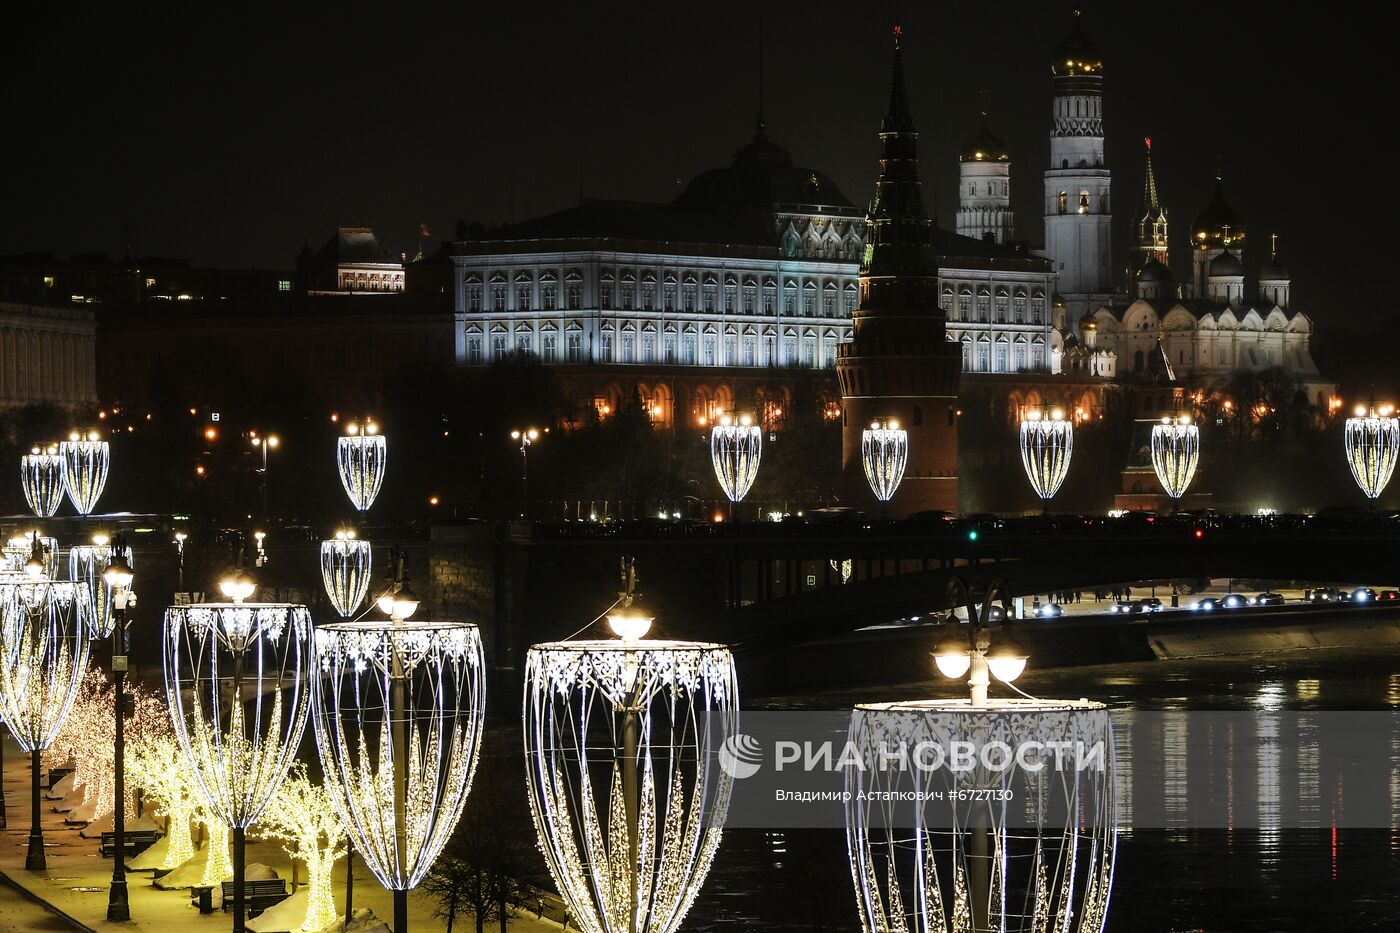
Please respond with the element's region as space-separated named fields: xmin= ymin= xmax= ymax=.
xmin=958 ymin=336 xmax=1048 ymax=374
xmin=965 ymin=181 xmax=1009 ymax=197
xmin=1055 ymin=190 xmax=1109 ymax=215
xmin=939 ymin=285 xmax=1047 ymax=321
xmin=465 ymin=277 xmax=858 ymax=317
xmin=463 ymin=329 xmax=841 ymax=369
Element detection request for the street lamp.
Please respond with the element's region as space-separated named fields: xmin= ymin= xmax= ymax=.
xmin=710 ymin=413 xmax=762 ymax=518
xmin=103 ymin=539 xmax=135 ymax=921
xmin=173 ymin=532 xmax=188 ymax=592
xmin=69 ymin=532 xmax=133 ymax=639
xmin=1019 ymin=407 xmax=1074 ymax=506
xmin=510 ymin=428 xmax=540 ymax=520
xmin=60 ymin=432 xmax=111 ymax=516
xmin=1344 ymin=402 xmax=1400 ymax=500
xmin=0 ymin=580 xmax=94 ymax=869
xmin=847 ymin=576 xmax=1117 ymax=933
xmin=164 ymin=572 xmax=311 ymax=933
xmin=862 ymin=418 xmax=909 ymax=503
xmin=1151 ymin=414 xmax=1200 ymax=504
xmin=20 ymin=445 xmax=65 ymax=518
xmin=311 ymin=554 xmax=485 ymax=933
xmin=338 ymin=420 xmax=386 ymax=512
xmin=321 ymin=530 xmax=372 ymax=618
xmin=250 ymin=433 xmax=280 ymax=519
xmin=523 ymin=562 xmax=738 ymax=933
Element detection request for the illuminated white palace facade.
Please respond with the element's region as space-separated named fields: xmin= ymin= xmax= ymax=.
xmin=452 ymin=122 xmax=1058 ymax=378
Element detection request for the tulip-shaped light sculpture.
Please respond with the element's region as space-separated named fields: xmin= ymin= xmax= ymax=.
xmin=862 ymin=418 xmax=909 ymax=503
xmin=21 ymin=445 xmax=65 ymax=518
xmin=710 ymin=414 xmax=761 ymax=515
xmin=320 ymin=531 xmax=372 ymax=618
xmin=337 ymin=420 xmax=387 ymax=511
xmin=1150 ymin=414 xmax=1200 ymax=503
xmin=848 ymin=577 xmax=1116 ymax=933
xmin=1019 ymin=408 xmax=1074 ymax=504
xmin=163 ymin=578 xmax=311 ymax=933
xmin=0 ymin=580 xmax=94 ymax=869
xmin=60 ymin=433 xmax=110 ymax=516
xmin=1344 ymin=402 xmax=1400 ymax=500
xmin=5 ymin=533 xmax=58 ymax=579
xmin=68 ymin=534 xmax=133 ymax=639
xmin=312 ymin=572 xmax=485 ymax=933
xmin=524 ymin=597 xmax=739 ymax=933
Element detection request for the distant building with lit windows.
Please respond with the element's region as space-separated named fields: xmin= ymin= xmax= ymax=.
xmin=300 ymin=226 xmax=406 ymax=295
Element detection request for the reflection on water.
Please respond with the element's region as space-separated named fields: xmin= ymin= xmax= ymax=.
xmin=693 ymin=646 xmax=1400 ymax=932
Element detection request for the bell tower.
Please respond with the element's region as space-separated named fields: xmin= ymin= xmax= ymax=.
xmin=1044 ymin=11 xmax=1112 ymax=321
xmin=836 ymin=24 xmax=960 ymax=515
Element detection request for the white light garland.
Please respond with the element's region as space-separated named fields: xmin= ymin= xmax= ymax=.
xmin=68 ymin=541 xmax=133 ymax=639
xmin=1150 ymin=415 xmax=1200 ymax=501
xmin=59 ymin=435 xmax=110 ymax=516
xmin=846 ymin=699 xmax=1117 ymax=933
xmin=524 ymin=638 xmax=738 ymax=933
xmin=1019 ymin=409 xmax=1074 ymax=503
xmin=311 ymin=619 xmax=485 ymax=893
xmin=338 ymin=422 xmax=387 ymax=511
xmin=0 ymin=581 xmax=94 ymax=752
xmin=320 ymin=533 xmax=372 ymax=619
xmin=162 ymin=603 xmax=311 ymax=829
xmin=1344 ymin=403 xmax=1400 ymax=500
xmin=709 ymin=415 xmax=762 ymax=504
xmin=3 ymin=534 xmax=58 ymax=578
xmin=20 ymin=446 xmax=66 ymax=518
xmin=862 ymin=419 xmax=909 ymax=503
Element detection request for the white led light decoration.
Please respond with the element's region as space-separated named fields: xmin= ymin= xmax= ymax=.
xmin=68 ymin=542 xmax=133 ymax=639
xmin=862 ymin=419 xmax=909 ymax=503
xmin=338 ymin=426 xmax=387 ymax=511
xmin=163 ymin=601 xmax=311 ymax=929
xmin=524 ymin=638 xmax=738 ymax=933
xmin=59 ymin=436 xmax=110 ymax=515
xmin=1150 ymin=416 xmax=1200 ymax=501
xmin=20 ymin=446 xmax=65 ymax=518
xmin=709 ymin=416 xmax=762 ymax=504
xmin=1019 ymin=409 xmax=1074 ymax=502
xmin=3 ymin=535 xmax=58 ymax=578
xmin=1344 ymin=404 xmax=1400 ymax=500
xmin=311 ymin=620 xmax=485 ymax=897
xmin=320 ymin=535 xmax=372 ymax=618
xmin=0 ymin=580 xmax=94 ymax=869
xmin=845 ymin=699 xmax=1117 ymax=933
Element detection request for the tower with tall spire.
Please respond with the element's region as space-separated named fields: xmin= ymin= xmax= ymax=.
xmin=956 ymin=113 xmax=1015 ymax=244
xmin=1043 ymin=11 xmax=1112 ymax=320
xmin=1130 ymin=136 xmax=1169 ymax=284
xmin=836 ymin=24 xmax=960 ymax=514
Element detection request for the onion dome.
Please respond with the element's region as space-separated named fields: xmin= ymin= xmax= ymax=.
xmin=1137 ymin=258 xmax=1173 ymax=284
xmin=1078 ymin=311 xmax=1098 ymax=331
xmin=1207 ymin=250 xmax=1243 ymax=277
xmin=960 ymin=120 xmax=1009 ymax=163
xmin=1052 ymin=293 xmax=1067 ymax=311
xmin=1192 ymin=178 xmax=1245 ymax=250
xmin=676 ymin=121 xmax=854 ymax=209
xmin=1051 ymin=12 xmax=1104 ymax=78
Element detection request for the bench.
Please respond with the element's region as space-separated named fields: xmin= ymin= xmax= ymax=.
xmin=221 ymin=879 xmax=288 ymax=917
xmin=44 ymin=767 xmax=73 ymax=789
xmin=99 ymin=830 xmax=161 ymax=857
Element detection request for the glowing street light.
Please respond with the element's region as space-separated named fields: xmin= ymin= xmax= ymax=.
xmin=311 ymin=554 xmax=485 ymax=933
xmin=1019 ymin=407 xmax=1074 ymax=505
xmin=1151 ymin=414 xmax=1200 ymax=503
xmin=710 ymin=413 xmax=762 ymax=516
xmin=523 ymin=562 xmax=738 ymax=933
xmin=20 ymin=445 xmax=65 ymax=518
xmin=338 ymin=420 xmax=386 ymax=512
xmin=250 ymin=433 xmax=280 ymax=519
xmin=848 ymin=576 xmax=1116 ymax=933
xmin=510 ymin=428 xmax=541 ymax=520
xmin=1344 ymin=402 xmax=1400 ymax=500
xmin=102 ymin=538 xmax=136 ymax=920
xmin=321 ymin=530 xmax=372 ymax=618
xmin=60 ymin=432 xmax=110 ymax=516
xmin=163 ymin=573 xmax=311 ymax=933
xmin=862 ymin=418 xmax=909 ymax=502
xmin=68 ymin=532 xmax=134 ymax=639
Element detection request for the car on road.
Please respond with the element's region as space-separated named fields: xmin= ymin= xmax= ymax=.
xmin=1251 ymin=592 xmax=1286 ymax=607
xmin=1347 ymin=587 xmax=1378 ymax=603
xmin=1196 ymin=594 xmax=1248 ymax=611
xmin=1140 ymin=597 xmax=1165 ymax=612
xmin=1033 ymin=602 xmax=1063 ymax=619
xmin=1304 ymin=587 xmax=1342 ymax=603
xmin=1380 ymin=590 xmax=1400 ymax=602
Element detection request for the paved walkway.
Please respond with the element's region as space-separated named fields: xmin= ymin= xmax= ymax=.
xmin=0 ymin=736 xmax=565 ymax=933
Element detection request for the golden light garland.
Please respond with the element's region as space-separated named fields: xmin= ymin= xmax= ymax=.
xmin=254 ymin=763 xmax=348 ymax=932
xmin=128 ymin=733 xmax=206 ymax=869
xmin=1344 ymin=403 xmax=1400 ymax=500
xmin=1019 ymin=409 xmax=1074 ymax=502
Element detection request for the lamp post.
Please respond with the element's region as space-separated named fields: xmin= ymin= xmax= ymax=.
xmin=846 ymin=576 xmax=1116 ymax=933
xmin=173 ymin=532 xmax=188 ymax=593
xmin=104 ymin=540 xmax=135 ymax=921
xmin=523 ymin=561 xmax=738 ymax=933
xmin=311 ymin=553 xmax=486 ymax=933
xmin=862 ymin=417 xmax=909 ymax=503
xmin=250 ymin=434 xmax=279 ymax=520
xmin=1019 ymin=407 xmax=1074 ymax=508
xmin=164 ymin=571 xmax=311 ymax=933
xmin=1344 ymin=401 xmax=1400 ymax=501
xmin=510 ymin=428 xmax=540 ymax=521
xmin=1151 ymin=414 xmax=1200 ymax=506
xmin=338 ymin=420 xmax=386 ymax=512
xmin=710 ymin=413 xmax=762 ymax=520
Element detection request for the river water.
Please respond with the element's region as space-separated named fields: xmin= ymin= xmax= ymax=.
xmin=686 ymin=645 xmax=1400 ymax=932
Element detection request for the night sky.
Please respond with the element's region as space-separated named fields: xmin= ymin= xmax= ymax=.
xmin=4 ymin=2 xmax=1388 ymax=328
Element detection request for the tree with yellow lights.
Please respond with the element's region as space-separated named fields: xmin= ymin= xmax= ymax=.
xmin=252 ymin=764 xmax=346 ymax=932
xmin=127 ymin=733 xmax=205 ymax=869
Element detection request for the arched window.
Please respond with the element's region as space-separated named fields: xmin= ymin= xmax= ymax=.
xmin=1057 ymin=191 xmax=1068 ymax=214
